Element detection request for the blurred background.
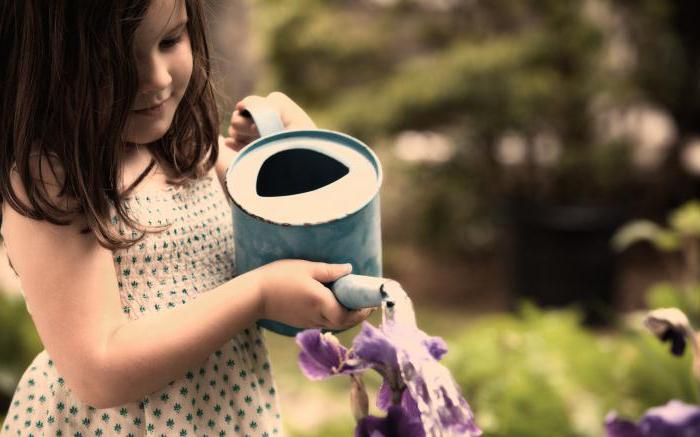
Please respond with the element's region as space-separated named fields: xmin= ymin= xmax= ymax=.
xmin=4 ymin=0 xmax=700 ymax=435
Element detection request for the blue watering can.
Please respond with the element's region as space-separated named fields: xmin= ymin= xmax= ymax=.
xmin=224 ymin=102 xmax=390 ymax=336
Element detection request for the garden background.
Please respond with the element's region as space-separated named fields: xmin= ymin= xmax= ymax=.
xmin=4 ymin=0 xmax=700 ymax=435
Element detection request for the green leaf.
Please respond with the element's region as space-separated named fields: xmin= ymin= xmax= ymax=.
xmin=669 ymin=201 xmax=700 ymax=237
xmin=611 ymin=220 xmax=675 ymax=252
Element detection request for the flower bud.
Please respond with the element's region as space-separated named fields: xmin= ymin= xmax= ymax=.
xmin=350 ymin=374 xmax=369 ymax=422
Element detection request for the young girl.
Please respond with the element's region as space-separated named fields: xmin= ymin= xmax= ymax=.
xmin=0 ymin=1 xmax=372 ymax=435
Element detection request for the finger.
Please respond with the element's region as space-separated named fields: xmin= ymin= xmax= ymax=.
xmin=323 ymin=306 xmax=373 ymax=330
xmin=315 ymin=283 xmax=370 ymax=330
xmin=231 ymin=125 xmax=259 ymax=140
xmin=266 ymin=91 xmax=316 ymax=129
xmin=236 ymin=95 xmax=266 ymax=115
xmin=231 ymin=112 xmax=258 ymax=130
xmin=349 ymin=309 xmax=373 ymax=328
xmin=265 ymin=91 xmax=292 ymax=108
xmin=310 ymin=262 xmax=352 ymax=283
xmin=320 ymin=304 xmax=350 ymax=330
xmin=223 ymin=138 xmax=248 ymax=152
xmin=234 ymin=131 xmax=259 ymax=143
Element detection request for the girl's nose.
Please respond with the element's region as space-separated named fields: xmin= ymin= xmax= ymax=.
xmin=138 ymin=54 xmax=172 ymax=94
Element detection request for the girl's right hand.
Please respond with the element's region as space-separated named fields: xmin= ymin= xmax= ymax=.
xmin=224 ymin=92 xmax=316 ymax=152
xmin=254 ymin=259 xmax=373 ymax=330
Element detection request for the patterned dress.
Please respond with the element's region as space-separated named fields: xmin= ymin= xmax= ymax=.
xmin=1 ymin=169 xmax=284 ymax=437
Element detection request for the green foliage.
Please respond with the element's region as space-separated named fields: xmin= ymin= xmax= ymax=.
xmin=645 ymin=282 xmax=700 ymax=328
xmin=670 ymin=201 xmax=700 ymax=238
xmin=613 ymin=199 xmax=700 ymax=324
xmin=625 ymin=328 xmax=698 ymax=409
xmin=287 ymin=416 xmax=356 ymax=437
xmin=612 ymin=220 xmax=680 ymax=253
xmin=444 ymin=305 xmax=696 ymax=436
xmin=0 ymin=292 xmax=42 ymax=403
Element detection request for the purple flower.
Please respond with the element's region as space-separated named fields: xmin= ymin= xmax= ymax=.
xmin=296 ymin=329 xmax=369 ymax=380
xmin=351 ymin=323 xmax=448 ymax=384
xmin=644 ymin=309 xmax=696 ymax=357
xmin=354 ymin=321 xmax=481 ymax=435
xmin=297 ymin=321 xmax=480 ymax=436
xmin=352 ymin=322 xmax=400 ymax=372
xmin=424 ymin=335 xmax=448 ymax=361
xmin=377 ymin=381 xmax=422 ymax=414
xmin=355 ymin=405 xmax=426 ymax=437
xmin=605 ymin=400 xmax=700 ymax=437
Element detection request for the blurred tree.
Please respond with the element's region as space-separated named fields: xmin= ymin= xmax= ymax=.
xmin=249 ymin=0 xmax=654 ymax=249
xmin=247 ymin=0 xmax=700 ymax=316
xmin=204 ymin=0 xmax=258 ymax=132
xmin=614 ymin=0 xmax=700 ymax=207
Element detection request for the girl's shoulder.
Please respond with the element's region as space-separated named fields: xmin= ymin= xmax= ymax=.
xmin=5 ymin=150 xmax=81 ymax=216
xmin=1 ymin=151 xmax=88 ymax=278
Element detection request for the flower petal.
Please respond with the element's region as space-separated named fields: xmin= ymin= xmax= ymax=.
xmin=642 ymin=400 xmax=700 ymax=434
xmin=644 ymin=308 xmax=695 ymax=357
xmin=353 ymin=322 xmax=400 ymax=372
xmin=661 ymin=329 xmax=687 ymax=356
xmin=377 ymin=379 xmax=393 ymax=411
xmin=423 ymin=335 xmax=448 ymax=361
xmin=296 ymin=329 xmax=347 ymax=380
xmin=355 ymin=413 xmax=391 ymax=437
xmin=401 ymin=388 xmax=421 ymax=419
xmin=355 ymin=405 xmax=425 ymax=437
xmin=605 ymin=400 xmax=700 ymax=436
xmin=605 ymin=412 xmax=644 ymax=437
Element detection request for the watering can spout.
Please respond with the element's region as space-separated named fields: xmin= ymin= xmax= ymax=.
xmin=330 ymin=274 xmax=399 ymax=310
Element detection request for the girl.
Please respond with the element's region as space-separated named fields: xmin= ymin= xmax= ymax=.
xmin=0 ymin=1 xmax=372 ymax=435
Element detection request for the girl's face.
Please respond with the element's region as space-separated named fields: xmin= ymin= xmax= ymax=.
xmin=124 ymin=0 xmax=192 ymax=145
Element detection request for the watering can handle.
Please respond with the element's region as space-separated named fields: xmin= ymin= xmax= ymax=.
xmin=239 ymin=101 xmax=286 ymax=138
xmin=329 ymin=274 xmax=387 ymax=310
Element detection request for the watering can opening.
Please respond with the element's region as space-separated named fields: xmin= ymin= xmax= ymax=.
xmin=227 ymin=133 xmax=380 ymax=226
xmin=256 ymin=148 xmax=350 ymax=197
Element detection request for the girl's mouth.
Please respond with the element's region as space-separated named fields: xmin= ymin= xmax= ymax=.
xmin=133 ymin=98 xmax=169 ymax=116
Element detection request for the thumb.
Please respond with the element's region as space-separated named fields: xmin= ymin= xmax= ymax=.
xmin=311 ymin=262 xmax=353 ymax=283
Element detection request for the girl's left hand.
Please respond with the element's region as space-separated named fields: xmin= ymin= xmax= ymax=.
xmin=223 ymin=92 xmax=316 ymax=152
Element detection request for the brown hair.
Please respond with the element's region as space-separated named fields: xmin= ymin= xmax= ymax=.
xmin=0 ymin=0 xmax=219 ymax=250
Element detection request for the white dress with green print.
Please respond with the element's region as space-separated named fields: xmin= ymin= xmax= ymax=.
xmin=1 ymin=170 xmax=283 ymax=437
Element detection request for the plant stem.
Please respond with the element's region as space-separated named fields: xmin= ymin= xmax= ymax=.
xmin=687 ymin=238 xmax=700 ymax=287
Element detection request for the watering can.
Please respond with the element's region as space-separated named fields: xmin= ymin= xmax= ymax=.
xmin=224 ymin=102 xmax=390 ymax=336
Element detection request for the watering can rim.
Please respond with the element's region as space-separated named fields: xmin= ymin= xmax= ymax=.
xmin=224 ymin=128 xmax=383 ymax=227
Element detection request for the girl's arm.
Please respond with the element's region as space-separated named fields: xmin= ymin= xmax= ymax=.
xmin=1 ymin=162 xmax=264 ymax=409
xmin=3 ymin=153 xmax=368 ymax=409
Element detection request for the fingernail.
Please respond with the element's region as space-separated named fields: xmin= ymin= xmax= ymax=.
xmin=344 ymin=263 xmax=353 ymax=273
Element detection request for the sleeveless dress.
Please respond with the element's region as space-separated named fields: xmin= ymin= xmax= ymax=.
xmin=1 ymin=170 xmax=284 ymax=437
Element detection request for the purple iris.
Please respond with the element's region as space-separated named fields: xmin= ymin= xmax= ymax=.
xmin=296 ymin=329 xmax=369 ymax=379
xmin=605 ymin=400 xmax=700 ymax=436
xmin=352 ymin=323 xmax=448 ymax=389
xmin=424 ymin=335 xmax=448 ymax=361
xmin=297 ymin=321 xmax=480 ymax=436
xmin=355 ymin=405 xmax=426 ymax=437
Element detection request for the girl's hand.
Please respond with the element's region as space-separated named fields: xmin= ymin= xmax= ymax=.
xmin=223 ymin=92 xmax=316 ymax=152
xmin=254 ymin=259 xmax=373 ymax=330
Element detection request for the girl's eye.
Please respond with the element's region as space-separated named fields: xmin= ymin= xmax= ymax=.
xmin=159 ymin=35 xmax=183 ymax=50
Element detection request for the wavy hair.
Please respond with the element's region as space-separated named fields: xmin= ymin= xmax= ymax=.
xmin=0 ymin=0 xmax=219 ymax=250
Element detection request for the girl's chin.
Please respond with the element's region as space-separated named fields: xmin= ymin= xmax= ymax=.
xmin=124 ymin=117 xmax=174 ymax=144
